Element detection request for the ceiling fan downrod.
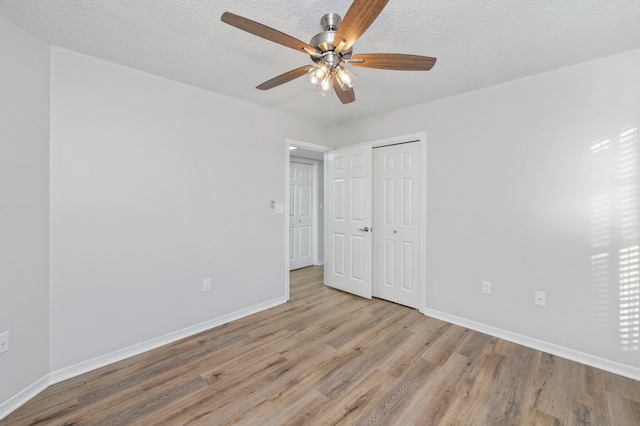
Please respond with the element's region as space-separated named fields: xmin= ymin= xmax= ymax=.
xmin=308 ymin=13 xmax=358 ymax=94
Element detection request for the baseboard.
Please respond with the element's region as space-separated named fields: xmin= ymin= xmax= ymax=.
xmin=0 ymin=375 xmax=49 ymax=421
xmin=50 ymin=295 xmax=287 ymax=384
xmin=423 ymin=308 xmax=640 ymax=381
xmin=0 ymin=296 xmax=288 ymax=421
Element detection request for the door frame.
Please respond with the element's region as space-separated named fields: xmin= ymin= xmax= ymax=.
xmin=285 ymin=139 xmax=331 ymax=301
xmin=285 ymin=133 xmax=426 ymax=311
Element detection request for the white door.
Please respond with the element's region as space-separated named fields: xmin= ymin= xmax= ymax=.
xmin=373 ymin=142 xmax=421 ymax=308
xmin=325 ymin=145 xmax=373 ymax=298
xmin=289 ymin=162 xmax=314 ymax=270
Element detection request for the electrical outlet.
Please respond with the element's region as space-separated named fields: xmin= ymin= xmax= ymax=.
xmin=0 ymin=331 xmax=9 ymax=355
xmin=535 ymin=291 xmax=546 ymax=306
xmin=482 ymin=281 xmax=491 ymax=295
xmin=203 ymin=279 xmax=211 ymax=292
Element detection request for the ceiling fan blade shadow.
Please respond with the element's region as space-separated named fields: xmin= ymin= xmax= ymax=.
xmin=221 ymin=12 xmax=319 ymax=55
xmin=333 ymin=74 xmax=356 ymax=104
xmin=334 ymin=0 xmax=390 ymax=51
xmin=256 ymin=66 xmax=313 ymax=90
xmin=351 ymin=54 xmax=436 ymax=71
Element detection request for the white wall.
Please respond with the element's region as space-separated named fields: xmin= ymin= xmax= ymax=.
xmin=334 ymin=49 xmax=640 ymax=370
xmin=0 ymin=16 xmax=50 ymax=405
xmin=49 ymin=47 xmax=327 ymax=372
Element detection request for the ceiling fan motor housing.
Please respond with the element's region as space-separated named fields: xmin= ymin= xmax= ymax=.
xmin=310 ymin=13 xmax=353 ymax=62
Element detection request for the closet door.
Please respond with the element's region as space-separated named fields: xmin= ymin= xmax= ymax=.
xmin=373 ymin=142 xmax=420 ymax=308
xmin=325 ymin=145 xmax=373 ymax=299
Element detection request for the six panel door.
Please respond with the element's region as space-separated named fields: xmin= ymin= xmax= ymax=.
xmin=325 ymin=145 xmax=373 ymax=299
xmin=373 ymin=142 xmax=420 ymax=308
xmin=289 ymin=161 xmax=314 ymax=270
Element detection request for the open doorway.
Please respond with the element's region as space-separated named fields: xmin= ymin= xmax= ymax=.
xmin=285 ymin=140 xmax=331 ymax=301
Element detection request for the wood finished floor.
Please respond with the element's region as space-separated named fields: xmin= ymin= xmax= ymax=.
xmin=4 ymin=265 xmax=640 ymax=425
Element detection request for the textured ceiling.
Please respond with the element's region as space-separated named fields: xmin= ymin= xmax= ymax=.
xmin=1 ymin=0 xmax=640 ymax=125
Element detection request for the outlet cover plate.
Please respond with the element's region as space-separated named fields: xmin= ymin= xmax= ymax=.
xmin=482 ymin=281 xmax=491 ymax=295
xmin=0 ymin=331 xmax=9 ymax=354
xmin=203 ymin=279 xmax=211 ymax=292
xmin=535 ymin=291 xmax=546 ymax=306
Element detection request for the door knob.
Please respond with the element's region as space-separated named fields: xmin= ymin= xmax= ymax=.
xmin=358 ymin=227 xmax=370 ymax=232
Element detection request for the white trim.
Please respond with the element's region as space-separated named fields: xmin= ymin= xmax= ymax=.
xmin=287 ymin=139 xmax=332 ymax=152
xmin=285 ymin=142 xmax=291 ymax=301
xmin=49 ymin=296 xmax=287 ymax=384
xmin=423 ymin=308 xmax=640 ymax=381
xmin=0 ymin=375 xmax=49 ymax=421
xmin=313 ymin=161 xmax=321 ymax=266
xmin=370 ymin=132 xmax=425 ymax=148
xmin=1 ymin=296 xmax=288 ymax=420
xmin=419 ymin=133 xmax=428 ymax=315
xmin=323 ymin=155 xmax=328 ymax=267
xmin=334 ymin=132 xmax=426 ymax=151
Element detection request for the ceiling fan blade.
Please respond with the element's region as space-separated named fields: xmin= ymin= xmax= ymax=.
xmin=256 ymin=66 xmax=313 ymax=90
xmin=351 ymin=54 xmax=437 ymax=71
xmin=333 ymin=0 xmax=390 ymax=51
xmin=333 ymin=74 xmax=355 ymax=104
xmin=221 ymin=12 xmax=319 ymax=55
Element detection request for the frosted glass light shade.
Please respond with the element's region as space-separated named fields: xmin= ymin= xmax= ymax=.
xmin=335 ymin=65 xmax=357 ymax=91
xmin=318 ymin=75 xmax=333 ymax=96
xmin=308 ymin=63 xmax=330 ymax=86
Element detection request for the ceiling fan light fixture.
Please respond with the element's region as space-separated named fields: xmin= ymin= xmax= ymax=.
xmin=222 ymin=0 xmax=436 ymax=105
xmin=308 ymin=62 xmax=330 ymax=86
xmin=317 ymin=74 xmax=333 ymax=96
xmin=335 ymin=65 xmax=358 ymax=91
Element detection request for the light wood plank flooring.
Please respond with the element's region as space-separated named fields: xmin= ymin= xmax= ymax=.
xmin=3 ymin=265 xmax=640 ymax=425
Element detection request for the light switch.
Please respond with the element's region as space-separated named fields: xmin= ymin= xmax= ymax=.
xmin=275 ymin=204 xmax=284 ymax=214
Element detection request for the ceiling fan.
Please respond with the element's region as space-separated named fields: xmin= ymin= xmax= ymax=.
xmin=221 ymin=0 xmax=436 ymax=104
